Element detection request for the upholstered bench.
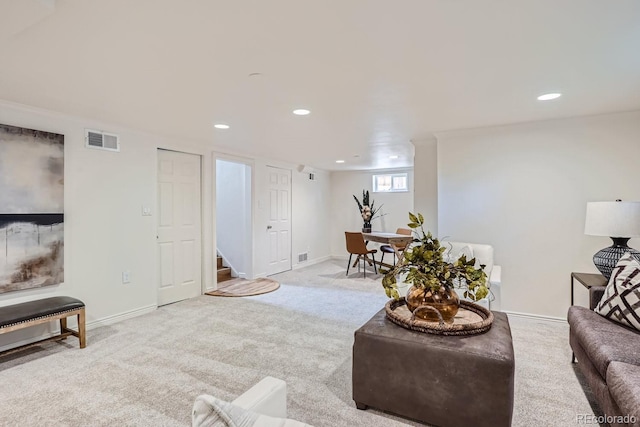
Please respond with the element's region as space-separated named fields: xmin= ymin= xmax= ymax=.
xmin=0 ymin=296 xmax=86 ymax=356
xmin=353 ymin=308 xmax=515 ymax=427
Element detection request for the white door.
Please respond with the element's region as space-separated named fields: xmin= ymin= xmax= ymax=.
xmin=157 ymin=149 xmax=202 ymax=306
xmin=266 ymin=166 xmax=291 ymax=275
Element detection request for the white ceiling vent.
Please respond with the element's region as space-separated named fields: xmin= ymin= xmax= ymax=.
xmin=85 ymin=129 xmax=120 ymax=152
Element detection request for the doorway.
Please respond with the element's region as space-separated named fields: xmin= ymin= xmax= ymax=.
xmin=157 ymin=149 xmax=202 ymax=306
xmin=215 ymin=158 xmax=253 ymax=280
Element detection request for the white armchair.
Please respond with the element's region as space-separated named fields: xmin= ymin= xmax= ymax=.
xmin=394 ymin=241 xmax=502 ymax=311
xmin=445 ymin=241 xmax=502 ymax=311
xmin=193 ymin=376 xmax=312 ymax=427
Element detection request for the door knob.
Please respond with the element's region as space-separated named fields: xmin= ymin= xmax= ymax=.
xmin=267 ymin=225 xmax=272 ymax=230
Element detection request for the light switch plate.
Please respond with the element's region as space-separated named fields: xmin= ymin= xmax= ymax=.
xmin=122 ymin=271 xmax=131 ymax=284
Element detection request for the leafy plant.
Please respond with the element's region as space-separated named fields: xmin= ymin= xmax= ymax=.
xmin=381 ymin=212 xmax=489 ymax=302
xmin=353 ymin=190 xmax=384 ymax=223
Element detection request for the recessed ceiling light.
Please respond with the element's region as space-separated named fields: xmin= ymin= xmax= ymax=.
xmin=293 ymin=109 xmax=311 ymax=116
xmin=537 ymin=93 xmax=562 ymax=101
xmin=389 ymin=155 xmax=399 ymax=159
xmin=335 ymin=160 xmax=345 ymax=164
xmin=214 ymin=124 xmax=230 ymax=129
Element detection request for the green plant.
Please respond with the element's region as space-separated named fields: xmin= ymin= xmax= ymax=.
xmin=353 ymin=190 xmax=383 ymax=223
xmin=381 ymin=212 xmax=489 ymax=302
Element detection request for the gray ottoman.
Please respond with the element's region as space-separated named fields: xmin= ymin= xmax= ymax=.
xmin=353 ymin=309 xmax=514 ymax=427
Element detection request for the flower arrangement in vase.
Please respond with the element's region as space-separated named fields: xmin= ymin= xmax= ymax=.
xmin=381 ymin=212 xmax=489 ymax=322
xmin=353 ymin=190 xmax=383 ymax=233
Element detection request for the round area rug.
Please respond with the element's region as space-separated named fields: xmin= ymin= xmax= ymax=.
xmin=205 ymin=277 xmax=280 ymax=297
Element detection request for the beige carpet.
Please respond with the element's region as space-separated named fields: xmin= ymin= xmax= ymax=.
xmin=205 ymin=277 xmax=280 ymax=297
xmin=0 ymin=259 xmax=597 ymax=426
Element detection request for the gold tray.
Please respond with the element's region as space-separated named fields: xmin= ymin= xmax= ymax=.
xmin=385 ymin=298 xmax=494 ymax=336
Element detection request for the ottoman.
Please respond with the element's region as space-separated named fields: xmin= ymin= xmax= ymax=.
xmin=353 ymin=309 xmax=514 ymax=427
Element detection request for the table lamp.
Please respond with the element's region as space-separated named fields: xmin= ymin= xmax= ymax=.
xmin=584 ymin=200 xmax=640 ymax=279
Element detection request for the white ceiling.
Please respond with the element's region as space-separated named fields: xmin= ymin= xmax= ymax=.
xmin=1 ymin=0 xmax=639 ymax=171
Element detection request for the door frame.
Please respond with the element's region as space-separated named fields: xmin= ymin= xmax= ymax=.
xmin=213 ymin=152 xmax=255 ymax=288
xmin=155 ymin=147 xmax=209 ymax=304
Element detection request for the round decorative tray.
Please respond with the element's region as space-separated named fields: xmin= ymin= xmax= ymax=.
xmin=385 ymin=298 xmax=494 ymax=336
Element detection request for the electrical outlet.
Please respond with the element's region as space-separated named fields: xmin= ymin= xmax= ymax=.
xmin=141 ymin=206 xmax=152 ymax=216
xmin=122 ymin=271 xmax=131 ymax=284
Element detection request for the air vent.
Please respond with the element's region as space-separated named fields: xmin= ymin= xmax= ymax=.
xmin=85 ymin=129 xmax=120 ymax=152
xmin=298 ymin=252 xmax=308 ymax=262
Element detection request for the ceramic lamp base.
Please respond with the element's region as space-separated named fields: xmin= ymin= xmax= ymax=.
xmin=593 ymin=237 xmax=640 ymax=280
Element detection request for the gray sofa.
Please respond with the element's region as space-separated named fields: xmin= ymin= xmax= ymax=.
xmin=568 ymin=286 xmax=640 ymax=427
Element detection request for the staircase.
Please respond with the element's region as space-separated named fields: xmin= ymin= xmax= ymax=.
xmin=217 ymin=256 xmax=233 ymax=283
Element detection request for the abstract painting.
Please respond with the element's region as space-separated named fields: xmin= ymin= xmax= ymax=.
xmin=0 ymin=124 xmax=64 ymax=293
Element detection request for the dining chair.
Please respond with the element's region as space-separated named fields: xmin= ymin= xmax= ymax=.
xmin=379 ymin=228 xmax=412 ymax=266
xmin=345 ymin=232 xmax=378 ymax=277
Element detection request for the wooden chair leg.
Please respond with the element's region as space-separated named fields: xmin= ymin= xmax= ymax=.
xmin=77 ymin=309 xmax=86 ymax=348
xmin=346 ymin=254 xmax=353 ymax=276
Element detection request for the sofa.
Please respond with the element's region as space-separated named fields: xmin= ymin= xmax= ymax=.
xmin=568 ymin=287 xmax=640 ymax=427
xmin=394 ymin=241 xmax=502 ymax=310
xmin=192 ymin=376 xmax=312 ymax=427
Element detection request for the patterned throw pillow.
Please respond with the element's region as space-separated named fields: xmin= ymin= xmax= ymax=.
xmin=594 ymin=252 xmax=640 ymax=331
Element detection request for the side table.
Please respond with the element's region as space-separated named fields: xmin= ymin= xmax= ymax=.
xmin=570 ymin=272 xmax=606 ymax=305
xmin=570 ymin=272 xmax=606 ymax=363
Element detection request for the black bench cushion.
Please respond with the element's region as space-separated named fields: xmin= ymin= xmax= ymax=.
xmin=0 ymin=296 xmax=85 ymax=328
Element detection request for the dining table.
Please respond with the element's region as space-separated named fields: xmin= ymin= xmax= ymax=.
xmin=362 ymin=231 xmax=414 ymax=269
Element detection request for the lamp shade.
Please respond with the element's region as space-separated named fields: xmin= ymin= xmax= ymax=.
xmin=584 ymin=201 xmax=640 ymax=237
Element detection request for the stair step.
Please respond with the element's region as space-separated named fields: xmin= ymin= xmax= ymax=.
xmin=217 ymin=267 xmax=232 ymax=283
xmin=216 ymin=256 xmax=223 ymax=269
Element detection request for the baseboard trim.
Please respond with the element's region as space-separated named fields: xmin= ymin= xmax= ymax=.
xmin=503 ymin=310 xmax=566 ymax=323
xmin=0 ymin=304 xmax=157 ymax=353
xmin=293 ymin=255 xmax=332 ymax=270
xmin=86 ymin=304 xmax=157 ymax=330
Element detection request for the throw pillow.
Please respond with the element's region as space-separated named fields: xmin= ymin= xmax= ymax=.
xmin=192 ymin=395 xmax=312 ymax=427
xmin=193 ymin=395 xmax=257 ymax=427
xmin=594 ymin=252 xmax=640 ymax=331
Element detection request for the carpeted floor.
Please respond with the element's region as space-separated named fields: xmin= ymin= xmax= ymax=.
xmin=0 ymin=259 xmax=597 ymax=426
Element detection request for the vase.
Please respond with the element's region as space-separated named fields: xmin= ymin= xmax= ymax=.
xmin=405 ymin=285 xmax=460 ymax=323
xmin=362 ymin=222 xmax=372 ymax=233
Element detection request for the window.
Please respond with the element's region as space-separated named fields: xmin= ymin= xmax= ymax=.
xmin=372 ymin=173 xmax=408 ymax=192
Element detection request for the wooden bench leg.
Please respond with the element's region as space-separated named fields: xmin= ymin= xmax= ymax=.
xmin=59 ymin=317 xmax=68 ymax=340
xmin=77 ymin=309 xmax=86 ymax=349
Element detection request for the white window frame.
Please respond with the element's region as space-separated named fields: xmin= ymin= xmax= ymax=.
xmin=372 ymin=172 xmax=409 ymax=193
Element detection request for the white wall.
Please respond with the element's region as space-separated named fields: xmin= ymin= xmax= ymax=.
xmin=252 ymin=161 xmax=332 ymax=277
xmin=413 ymin=138 xmax=438 ymax=235
xmin=437 ymin=110 xmax=640 ymax=319
xmin=292 ymin=169 xmax=331 ymax=269
xmin=329 ymin=169 xmax=414 ymax=257
xmin=215 ymin=159 xmax=251 ymax=278
xmin=0 ymin=100 xmax=214 ymax=350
